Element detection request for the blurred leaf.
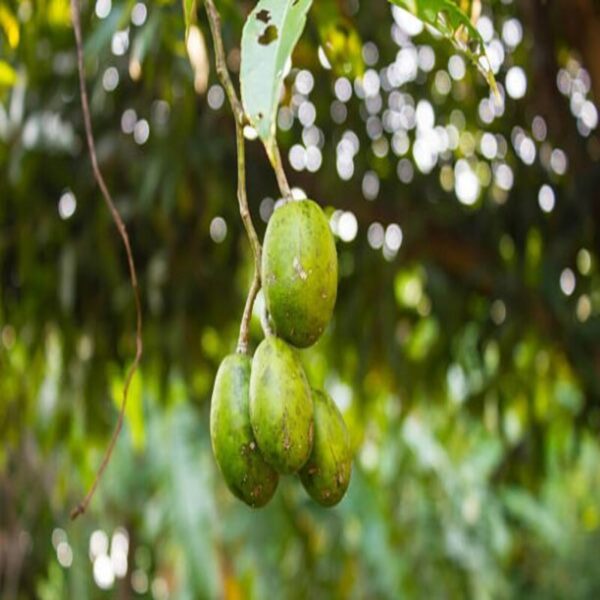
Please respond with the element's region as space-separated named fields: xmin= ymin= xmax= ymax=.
xmin=312 ymin=0 xmax=364 ymax=77
xmin=83 ymin=4 xmax=127 ymax=58
xmin=112 ymin=370 xmax=145 ymax=451
xmin=241 ymin=0 xmax=313 ymax=141
xmin=0 ymin=60 xmax=17 ymax=87
xmin=47 ymin=0 xmax=71 ymax=28
xmin=0 ymin=5 xmax=19 ymax=48
xmin=183 ymin=0 xmax=198 ymax=39
xmin=162 ymin=406 xmax=221 ymax=598
xmin=502 ymin=487 xmax=563 ymax=547
xmin=394 ymin=268 xmax=424 ymax=309
xmin=131 ymin=12 xmax=161 ymax=67
xmin=186 ymin=24 xmax=210 ymax=94
xmin=406 ymin=317 xmax=439 ymax=361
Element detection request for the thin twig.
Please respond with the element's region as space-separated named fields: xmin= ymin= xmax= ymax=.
xmin=265 ymin=139 xmax=293 ymax=201
xmin=234 ymin=114 xmax=262 ymax=266
xmin=237 ymin=272 xmax=260 ymax=353
xmin=205 ymin=0 xmax=266 ymax=350
xmin=204 ymin=0 xmax=245 ymax=125
xmin=70 ymin=0 xmax=143 ymax=520
xmin=234 ymin=122 xmax=262 ymax=353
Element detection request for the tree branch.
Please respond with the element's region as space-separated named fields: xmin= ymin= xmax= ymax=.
xmin=70 ymin=0 xmax=143 ymax=520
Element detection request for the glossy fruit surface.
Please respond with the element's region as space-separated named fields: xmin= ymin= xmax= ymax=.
xmin=249 ymin=336 xmax=313 ymax=473
xmin=210 ymin=353 xmax=279 ymax=507
xmin=262 ymin=199 xmax=337 ymax=348
xmin=299 ymin=389 xmax=352 ymax=506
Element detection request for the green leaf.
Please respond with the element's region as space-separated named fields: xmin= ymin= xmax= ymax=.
xmin=183 ymin=0 xmax=198 ymax=39
xmin=388 ymin=0 xmax=498 ymax=97
xmin=241 ymin=0 xmax=313 ymax=142
xmin=312 ymin=0 xmax=364 ymax=77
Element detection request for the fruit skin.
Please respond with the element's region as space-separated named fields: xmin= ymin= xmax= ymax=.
xmin=210 ymin=354 xmax=278 ymax=507
xmin=262 ymin=199 xmax=338 ymax=348
xmin=299 ymin=389 xmax=352 ymax=507
xmin=249 ymin=336 xmax=314 ymax=474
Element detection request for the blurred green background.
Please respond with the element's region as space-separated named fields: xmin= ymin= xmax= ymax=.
xmin=2 ymin=0 xmax=600 ymax=598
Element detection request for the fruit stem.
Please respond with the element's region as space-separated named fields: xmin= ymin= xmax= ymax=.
xmin=205 ymin=0 xmax=269 ymax=346
xmin=234 ymin=121 xmax=262 ymax=270
xmin=236 ymin=270 xmax=260 ymax=354
xmin=265 ymin=139 xmax=293 ymax=203
xmin=261 ymin=305 xmax=274 ymax=338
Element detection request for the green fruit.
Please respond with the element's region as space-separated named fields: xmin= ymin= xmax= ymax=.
xmin=210 ymin=354 xmax=278 ymax=507
xmin=249 ymin=336 xmax=314 ymax=473
xmin=299 ymin=389 xmax=352 ymax=507
xmin=262 ymin=199 xmax=338 ymax=348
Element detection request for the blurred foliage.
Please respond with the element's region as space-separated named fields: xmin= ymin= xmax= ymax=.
xmin=1 ymin=0 xmax=600 ymax=598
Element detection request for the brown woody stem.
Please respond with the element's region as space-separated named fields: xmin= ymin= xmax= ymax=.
xmin=70 ymin=0 xmax=143 ymax=520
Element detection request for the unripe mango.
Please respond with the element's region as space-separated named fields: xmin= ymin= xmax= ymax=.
xmin=262 ymin=200 xmax=337 ymax=348
xmin=210 ymin=354 xmax=278 ymax=507
xmin=249 ymin=336 xmax=313 ymax=473
xmin=299 ymin=389 xmax=352 ymax=507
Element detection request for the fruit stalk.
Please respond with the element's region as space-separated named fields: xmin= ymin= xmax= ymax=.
xmin=237 ymin=266 xmax=260 ymax=354
xmin=205 ymin=0 xmax=264 ymax=352
xmin=265 ymin=139 xmax=292 ymax=202
xmin=205 ymin=0 xmax=295 ymax=348
xmin=234 ymin=123 xmax=262 ymax=354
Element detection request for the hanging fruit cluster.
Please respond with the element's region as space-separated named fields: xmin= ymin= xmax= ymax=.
xmin=210 ymin=199 xmax=352 ymax=508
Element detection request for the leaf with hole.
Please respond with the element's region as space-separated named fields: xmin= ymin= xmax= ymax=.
xmin=241 ymin=0 xmax=313 ymax=142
